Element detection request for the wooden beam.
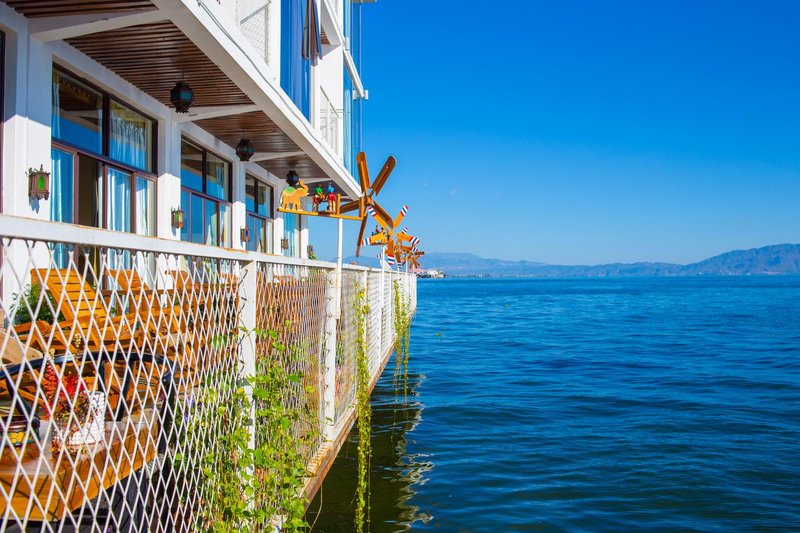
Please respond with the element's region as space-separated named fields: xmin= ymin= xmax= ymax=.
xmin=173 ymin=104 xmax=261 ymax=123
xmin=250 ymin=151 xmax=306 ymax=162
xmin=31 ymin=9 xmax=168 ymax=41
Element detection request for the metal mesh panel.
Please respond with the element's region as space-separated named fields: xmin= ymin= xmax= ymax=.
xmin=0 ymin=238 xmax=244 ymax=531
xmin=237 ymin=0 xmax=272 ymax=66
xmin=0 ymin=221 xmax=417 ymax=530
xmin=366 ymin=272 xmax=382 ymax=375
xmin=334 ymin=269 xmax=361 ymax=425
xmin=254 ymin=262 xmax=328 ymax=461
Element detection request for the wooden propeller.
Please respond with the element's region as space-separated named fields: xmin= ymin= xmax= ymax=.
xmin=343 ymin=152 xmax=397 ymax=256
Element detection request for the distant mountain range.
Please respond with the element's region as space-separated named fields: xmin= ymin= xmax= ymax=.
xmin=343 ymin=244 xmax=800 ymax=277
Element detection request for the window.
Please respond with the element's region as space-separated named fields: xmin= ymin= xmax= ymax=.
xmin=343 ymin=67 xmax=362 ymax=173
xmin=245 ymin=176 xmax=273 ymax=253
xmin=110 ymin=100 xmax=153 ymax=171
xmin=50 ymin=68 xmax=157 ymax=242
xmin=280 ymin=0 xmax=311 ymax=118
xmin=283 ymin=212 xmax=300 ymax=258
xmin=180 ymin=139 xmax=232 ymax=247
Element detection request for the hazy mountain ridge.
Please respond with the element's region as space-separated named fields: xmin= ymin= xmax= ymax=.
xmin=343 ymin=244 xmax=800 ymax=277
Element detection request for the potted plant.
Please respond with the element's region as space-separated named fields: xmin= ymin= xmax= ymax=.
xmin=41 ymin=363 xmax=105 ymax=451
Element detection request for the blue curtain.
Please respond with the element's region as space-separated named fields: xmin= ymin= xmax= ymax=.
xmin=281 ymin=0 xmax=311 ymax=118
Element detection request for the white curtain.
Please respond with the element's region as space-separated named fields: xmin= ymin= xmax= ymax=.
xmin=134 ymin=177 xmax=156 ymax=284
xmin=110 ymin=105 xmax=148 ymax=169
xmin=108 ymin=168 xmax=131 ymax=268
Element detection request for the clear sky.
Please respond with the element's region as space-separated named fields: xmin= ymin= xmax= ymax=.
xmin=310 ymin=0 xmax=800 ymax=265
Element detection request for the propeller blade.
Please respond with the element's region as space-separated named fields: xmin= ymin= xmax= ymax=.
xmin=370 ymin=156 xmax=396 ymax=196
xmin=367 ymin=232 xmax=388 ymax=245
xmin=340 ymin=199 xmax=361 ymax=213
xmin=356 ymin=152 xmax=370 ymax=192
xmin=370 ymin=201 xmax=394 ymax=230
xmin=393 ymin=205 xmax=409 ymax=229
xmin=366 ymin=204 xmax=392 ymax=231
xmin=355 ymin=218 xmax=367 ymax=257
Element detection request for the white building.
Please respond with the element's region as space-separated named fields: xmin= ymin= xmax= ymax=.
xmin=0 ymin=2 xmax=418 ymax=530
xmin=0 ymin=0 xmax=367 ymax=258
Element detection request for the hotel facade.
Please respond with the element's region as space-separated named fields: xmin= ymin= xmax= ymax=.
xmin=0 ymin=1 xmax=415 ymax=529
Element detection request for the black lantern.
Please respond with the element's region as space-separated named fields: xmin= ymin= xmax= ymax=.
xmin=171 ymin=208 xmax=185 ymax=230
xmin=27 ymin=165 xmax=51 ymax=201
xmin=286 ymin=170 xmax=300 ymax=187
xmin=235 ymin=135 xmax=255 ymax=162
xmin=281 ymin=238 xmax=289 ymax=250
xmin=170 ymin=80 xmax=194 ymax=113
xmin=240 ymin=227 xmax=251 ymax=244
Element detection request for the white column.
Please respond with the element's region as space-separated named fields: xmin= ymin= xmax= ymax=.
xmin=239 ymin=259 xmax=258 ymax=450
xmin=322 ymin=269 xmax=337 ymax=439
xmin=231 ymin=160 xmax=247 ymax=250
xmin=158 ymin=118 xmax=182 ymax=240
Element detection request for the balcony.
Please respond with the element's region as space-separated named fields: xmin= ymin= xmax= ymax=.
xmin=0 ymin=214 xmax=416 ymax=529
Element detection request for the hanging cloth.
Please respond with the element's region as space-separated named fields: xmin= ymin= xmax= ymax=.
xmin=302 ymin=0 xmax=322 ymax=65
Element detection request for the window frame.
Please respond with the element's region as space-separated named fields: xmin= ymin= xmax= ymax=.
xmin=51 ymin=141 xmax=158 ymax=235
xmin=52 ymin=65 xmax=158 ymax=174
xmin=180 ymin=138 xmax=234 ymax=247
xmin=245 ymin=174 xmax=274 ymax=253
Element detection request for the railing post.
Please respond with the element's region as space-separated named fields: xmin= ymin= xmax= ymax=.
xmin=322 ymin=268 xmax=337 ymax=440
xmin=240 ymin=259 xmax=259 ymax=451
xmin=322 ymin=218 xmax=344 ymax=438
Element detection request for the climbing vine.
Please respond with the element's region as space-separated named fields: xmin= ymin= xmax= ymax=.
xmin=175 ymin=323 xmax=315 ymax=532
xmin=393 ymin=279 xmax=412 ymax=396
xmin=353 ymin=282 xmax=371 ymax=533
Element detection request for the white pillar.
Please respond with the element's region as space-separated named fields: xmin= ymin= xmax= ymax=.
xmin=239 ymin=259 xmax=258 ymax=449
xmin=231 ymin=161 xmax=247 ymax=250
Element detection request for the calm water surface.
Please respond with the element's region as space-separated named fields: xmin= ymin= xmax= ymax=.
xmin=308 ymin=277 xmax=800 ymax=532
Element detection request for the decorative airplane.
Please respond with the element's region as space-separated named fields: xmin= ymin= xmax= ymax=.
xmin=342 ymin=152 xmax=397 ymax=256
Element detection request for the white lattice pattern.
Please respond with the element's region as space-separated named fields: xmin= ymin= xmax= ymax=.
xmin=0 ymin=216 xmax=416 ymax=531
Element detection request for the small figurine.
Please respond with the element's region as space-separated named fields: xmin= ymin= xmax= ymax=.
xmin=325 ymin=183 xmax=337 ymax=212
xmin=280 ymin=171 xmax=308 ymax=211
xmin=312 ymin=186 xmax=325 ymax=212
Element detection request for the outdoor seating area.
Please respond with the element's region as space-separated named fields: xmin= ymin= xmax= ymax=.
xmin=0 ymin=219 xmax=416 ymax=531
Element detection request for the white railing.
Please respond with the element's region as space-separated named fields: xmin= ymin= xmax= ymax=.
xmin=0 ymin=214 xmax=415 ymax=531
xmin=319 ymin=87 xmax=342 ymax=157
xmin=236 ymin=0 xmax=273 ymax=67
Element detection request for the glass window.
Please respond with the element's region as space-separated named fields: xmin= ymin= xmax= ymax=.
xmin=50 ymin=68 xmax=156 ymax=239
xmin=283 ymin=213 xmax=299 ymax=257
xmin=246 ymin=176 xmax=272 ymax=217
xmin=180 ymin=139 xmax=232 ymax=248
xmin=280 ymin=0 xmax=311 ymax=118
xmin=191 ymin=194 xmax=204 ymax=245
xmin=135 ymin=176 xmax=156 ymax=236
xmin=50 ymin=148 xmax=75 ymax=224
xmin=181 ymin=140 xmax=204 ymax=193
xmin=52 ymin=69 xmax=103 ymax=154
xmin=206 ymin=151 xmax=230 ymax=201
xmin=110 ymin=100 xmax=153 ymax=172
xmin=108 ymin=168 xmax=131 ymax=233
xmin=219 ymin=203 xmax=231 ymax=247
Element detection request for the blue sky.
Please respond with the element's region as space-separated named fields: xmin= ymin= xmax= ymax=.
xmin=310 ymin=0 xmax=800 ymax=265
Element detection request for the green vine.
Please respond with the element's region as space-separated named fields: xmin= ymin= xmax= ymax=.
xmin=353 ymin=282 xmax=371 ymax=533
xmin=393 ymin=280 xmax=412 ymax=396
xmin=174 ymin=323 xmax=315 ymax=532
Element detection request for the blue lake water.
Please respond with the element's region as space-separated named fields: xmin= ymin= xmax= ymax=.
xmin=308 ymin=277 xmax=800 ymax=532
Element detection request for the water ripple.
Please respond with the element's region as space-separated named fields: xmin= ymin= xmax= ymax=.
xmin=311 ymin=277 xmax=800 ymax=532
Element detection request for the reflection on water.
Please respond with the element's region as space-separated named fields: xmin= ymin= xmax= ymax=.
xmin=307 ymin=362 xmax=432 ymax=532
